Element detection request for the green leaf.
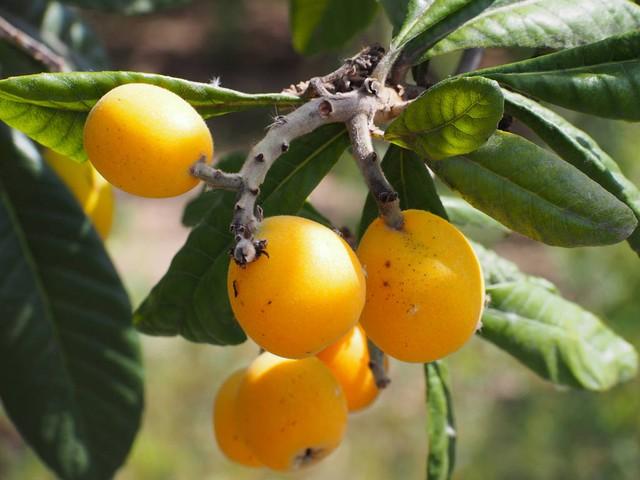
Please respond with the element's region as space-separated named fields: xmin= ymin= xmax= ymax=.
xmin=0 ymin=126 xmax=143 ymax=479
xmin=471 ymin=30 xmax=640 ymax=120
xmin=134 ymin=125 xmax=349 ymax=344
xmin=0 ymin=43 xmax=42 ymax=79
xmin=290 ymin=0 xmax=378 ymax=55
xmin=503 ymin=89 xmax=640 ymax=255
xmin=442 ymin=196 xmax=509 ymax=234
xmin=0 ymin=72 xmax=302 ymax=162
xmin=480 ymin=281 xmax=638 ymax=390
xmin=52 ymin=0 xmax=191 ymax=15
xmin=394 ymin=0 xmax=498 ymax=65
xmin=425 ymin=361 xmax=456 ymax=480
xmin=181 ymin=152 xmax=245 ymax=228
xmin=475 ymin=241 xmax=636 ymax=389
xmin=358 ymin=145 xmax=447 ymax=238
xmin=385 ymin=0 xmax=495 ymax=50
xmin=39 ymin=2 xmax=109 ymax=69
xmin=298 ymin=201 xmax=332 ymax=227
xmin=427 ymin=0 xmax=640 ymax=59
xmin=385 ymin=76 xmax=503 ymax=160
xmin=430 ymin=131 xmax=638 ymax=247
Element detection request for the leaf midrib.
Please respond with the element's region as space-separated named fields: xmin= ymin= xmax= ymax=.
xmin=397 ymin=95 xmax=493 ymax=140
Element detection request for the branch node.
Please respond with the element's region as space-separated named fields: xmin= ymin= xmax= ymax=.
xmin=363 ymin=78 xmax=381 ymax=96
xmin=319 ymin=100 xmax=333 ymax=118
xmin=378 ymin=191 xmax=399 ymax=203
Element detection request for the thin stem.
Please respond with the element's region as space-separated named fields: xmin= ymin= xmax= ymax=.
xmin=367 ymin=339 xmax=390 ymax=389
xmin=284 ymin=44 xmax=385 ymax=97
xmin=0 ymin=14 xmax=70 ymax=72
xmin=371 ymin=48 xmax=403 ymax=85
xmin=347 ymin=113 xmax=404 ymax=230
xmin=455 ymin=48 xmax=484 ymax=75
xmin=190 ymin=160 xmax=244 ymax=191
xmin=230 ymin=94 xmax=360 ymax=264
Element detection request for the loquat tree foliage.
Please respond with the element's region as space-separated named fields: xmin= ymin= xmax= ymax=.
xmin=1 ymin=0 xmax=640 ymax=478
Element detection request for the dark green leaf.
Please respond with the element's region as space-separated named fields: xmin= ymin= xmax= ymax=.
xmin=427 ymin=0 xmax=640 ymax=59
xmin=0 ymin=43 xmax=42 ymax=79
xmin=431 ymin=131 xmax=638 ymax=247
xmin=2 ymin=0 xmax=108 ymax=70
xmin=385 ymin=77 xmax=503 ymax=160
xmin=290 ymin=0 xmax=378 ymax=55
xmin=442 ymin=196 xmax=509 ymax=234
xmin=181 ymin=152 xmax=245 ymax=227
xmin=395 ymin=0 xmax=498 ymax=65
xmin=425 ymin=361 xmax=456 ymax=480
xmin=0 ymin=72 xmax=302 ymax=162
xmin=53 ymin=0 xmax=191 ymax=15
xmin=39 ymin=2 xmax=109 ymax=69
xmin=481 ymin=281 xmax=638 ymax=390
xmin=0 ymin=126 xmax=143 ymax=480
xmin=503 ymin=89 xmax=640 ymax=255
xmin=471 ymin=30 xmax=640 ymax=120
xmin=358 ymin=145 xmax=447 ymax=238
xmin=134 ymin=125 xmax=349 ymax=344
xmin=298 ymin=201 xmax=332 ymax=227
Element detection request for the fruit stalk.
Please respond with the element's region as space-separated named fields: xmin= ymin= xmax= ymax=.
xmin=190 ymin=160 xmax=244 ymax=191
xmin=347 ymin=112 xmax=404 ymax=231
xmin=367 ymin=339 xmax=391 ymax=389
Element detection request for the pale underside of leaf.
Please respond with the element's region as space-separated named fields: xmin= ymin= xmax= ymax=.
xmin=481 ymin=281 xmax=638 ymax=390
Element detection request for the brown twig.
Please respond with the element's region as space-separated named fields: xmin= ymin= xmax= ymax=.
xmin=194 ymin=46 xmax=410 ymax=264
xmin=190 ymin=159 xmax=244 ymax=191
xmin=283 ymin=44 xmax=386 ymax=97
xmin=0 ymin=14 xmax=70 ymax=72
xmin=347 ymin=112 xmax=403 ymax=230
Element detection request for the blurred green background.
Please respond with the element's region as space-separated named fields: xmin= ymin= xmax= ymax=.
xmin=1 ymin=1 xmax=639 ymax=479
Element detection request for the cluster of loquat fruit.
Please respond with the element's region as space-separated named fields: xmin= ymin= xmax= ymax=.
xmin=51 ymin=83 xmax=485 ymax=472
xmin=218 ymin=209 xmax=484 ymax=471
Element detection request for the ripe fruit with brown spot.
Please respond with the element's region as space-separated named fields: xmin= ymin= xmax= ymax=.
xmin=357 ymin=209 xmax=484 ymax=363
xmin=227 ymin=215 xmax=366 ymax=358
xmin=83 ymin=83 xmax=213 ymax=198
xmin=317 ymin=324 xmax=387 ymax=412
xmin=236 ymin=352 xmax=348 ymax=471
xmin=44 ymin=149 xmax=114 ymax=239
xmin=213 ymin=369 xmax=261 ymax=467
